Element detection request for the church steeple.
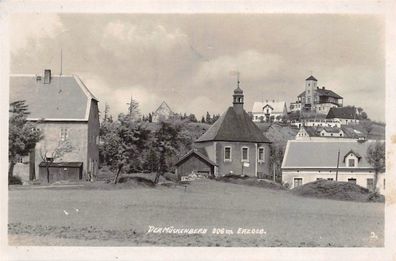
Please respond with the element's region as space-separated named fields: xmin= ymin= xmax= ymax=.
xmin=232 ymin=74 xmax=244 ymax=113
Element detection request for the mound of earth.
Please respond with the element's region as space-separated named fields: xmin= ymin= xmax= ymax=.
xmin=216 ymin=175 xmax=285 ymax=190
xmin=292 ymin=180 xmax=384 ymax=202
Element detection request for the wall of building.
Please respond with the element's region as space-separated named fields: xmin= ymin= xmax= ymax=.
xmin=87 ymin=100 xmax=100 ymax=180
xmin=176 ymin=155 xmax=213 ymax=179
xmin=208 ymin=141 xmax=271 ymax=177
xmin=315 ymin=103 xmax=338 ymax=115
xmin=33 ymin=121 xmax=88 ymax=180
xmin=282 ymin=169 xmax=385 ymax=194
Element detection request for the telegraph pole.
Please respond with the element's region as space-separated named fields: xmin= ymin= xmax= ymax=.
xmin=335 ymin=149 xmax=340 ymax=181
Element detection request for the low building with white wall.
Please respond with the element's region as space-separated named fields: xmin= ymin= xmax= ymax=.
xmin=281 ymin=139 xmax=385 ymax=194
xmin=252 ymin=100 xmax=287 ymax=122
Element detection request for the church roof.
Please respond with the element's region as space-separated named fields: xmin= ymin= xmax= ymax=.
xmin=306 ymin=75 xmax=318 ymax=81
xmin=195 ymin=107 xmax=271 ymax=143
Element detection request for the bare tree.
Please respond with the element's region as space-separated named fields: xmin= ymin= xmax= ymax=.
xmin=39 ymin=140 xmax=73 ymax=183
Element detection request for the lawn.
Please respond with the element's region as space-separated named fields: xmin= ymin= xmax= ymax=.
xmin=8 ymin=180 xmax=384 ymax=247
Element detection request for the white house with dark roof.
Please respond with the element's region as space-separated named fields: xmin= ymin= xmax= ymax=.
xmin=326 ymin=106 xmax=360 ymax=125
xmin=10 ymin=70 xmax=99 ymax=183
xmin=251 ymin=100 xmax=287 ymax=122
xmin=281 ymin=140 xmax=385 ymax=194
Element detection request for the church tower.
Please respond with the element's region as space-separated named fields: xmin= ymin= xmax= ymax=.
xmin=233 ymin=77 xmax=244 ymax=114
xmin=304 ymin=75 xmax=317 ymax=110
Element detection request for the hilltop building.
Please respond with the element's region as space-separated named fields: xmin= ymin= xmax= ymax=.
xmin=282 ymin=140 xmax=385 ymax=193
xmin=10 ymin=70 xmax=99 ymax=183
xmin=326 ymin=107 xmax=360 ymax=125
xmin=290 ymin=76 xmax=343 ymax=114
xmin=175 ymin=82 xmax=272 ymax=179
xmin=152 ymin=101 xmax=174 ymax=122
xmin=251 ymin=100 xmax=287 ymax=122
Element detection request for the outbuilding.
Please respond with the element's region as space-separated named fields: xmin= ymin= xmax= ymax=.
xmin=175 ymin=149 xmax=217 ymax=180
xmin=39 ymin=162 xmax=83 ymax=183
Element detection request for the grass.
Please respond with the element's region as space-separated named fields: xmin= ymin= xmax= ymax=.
xmin=8 ymin=179 xmax=384 ymax=247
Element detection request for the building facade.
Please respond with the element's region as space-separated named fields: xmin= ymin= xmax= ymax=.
xmin=10 ymin=70 xmax=100 ymax=183
xmin=291 ymin=76 xmax=343 ymax=114
xmin=251 ymin=100 xmax=287 ymax=122
xmin=152 ymin=101 xmax=174 ymax=122
xmin=281 ymin=140 xmax=385 ymax=194
xmin=326 ymin=107 xmax=360 ymax=125
xmin=176 ymin=84 xmax=272 ymax=179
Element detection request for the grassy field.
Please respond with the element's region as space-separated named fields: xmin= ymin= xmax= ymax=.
xmin=8 ymin=180 xmax=384 ymax=247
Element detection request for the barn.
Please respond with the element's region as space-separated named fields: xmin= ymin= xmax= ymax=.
xmin=175 ymin=149 xmax=217 ymax=180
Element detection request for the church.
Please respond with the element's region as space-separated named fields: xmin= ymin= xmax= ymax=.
xmin=175 ymin=82 xmax=272 ymax=179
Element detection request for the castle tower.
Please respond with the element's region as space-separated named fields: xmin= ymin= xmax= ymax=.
xmin=304 ymin=75 xmax=317 ymax=110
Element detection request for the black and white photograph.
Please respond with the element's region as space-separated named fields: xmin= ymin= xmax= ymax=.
xmin=1 ymin=0 xmax=396 ymax=260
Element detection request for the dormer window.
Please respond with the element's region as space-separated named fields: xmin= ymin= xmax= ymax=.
xmin=348 ymin=158 xmax=355 ymax=167
xmin=344 ymin=150 xmax=361 ymax=168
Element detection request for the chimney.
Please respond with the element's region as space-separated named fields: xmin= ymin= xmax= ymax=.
xmin=44 ymin=69 xmax=51 ymax=84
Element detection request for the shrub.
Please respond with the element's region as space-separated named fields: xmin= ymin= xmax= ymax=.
xmin=9 ymin=175 xmax=22 ymax=185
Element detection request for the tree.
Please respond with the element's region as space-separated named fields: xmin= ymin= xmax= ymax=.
xmin=201 ymin=116 xmax=205 ymax=123
xmin=188 ymin=113 xmax=197 ymax=122
xmin=153 ymin=120 xmax=192 ymax=184
xmin=366 ymin=141 xmax=385 ymax=192
xmin=8 ymin=101 xmax=42 ymax=181
xmin=270 ymin=144 xmax=285 ymax=183
xmin=99 ymin=113 xmax=151 ymax=183
xmin=127 ymin=96 xmax=141 ymax=121
xmin=148 ymin=113 xmax=153 ymax=123
xmin=206 ymin=112 xmax=211 ymax=124
xmin=39 ymin=140 xmax=74 ymax=183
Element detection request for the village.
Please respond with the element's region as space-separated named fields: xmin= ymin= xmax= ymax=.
xmin=6 ymin=13 xmax=387 ymax=249
xmin=9 ymin=71 xmax=386 ymax=192
xmin=8 ymin=69 xmax=386 ymax=247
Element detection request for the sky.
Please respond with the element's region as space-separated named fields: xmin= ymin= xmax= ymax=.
xmin=10 ymin=14 xmax=385 ymax=121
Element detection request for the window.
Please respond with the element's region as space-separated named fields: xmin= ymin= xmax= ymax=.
xmin=384 ymin=179 xmax=386 ymax=190
xmin=60 ymin=128 xmax=68 ymax=141
xmin=258 ymin=147 xmax=265 ymax=162
xmin=340 ymin=133 xmax=343 ymax=137
xmin=367 ymin=178 xmax=374 ymax=191
xmin=224 ymin=147 xmax=231 ymax=161
xmin=348 ymin=178 xmax=357 ymax=184
xmin=241 ymin=147 xmax=249 ymax=162
xmin=327 ymin=178 xmax=334 ymax=181
xmin=294 ymin=178 xmax=303 ymax=188
xmin=348 ymin=158 xmax=355 ymax=167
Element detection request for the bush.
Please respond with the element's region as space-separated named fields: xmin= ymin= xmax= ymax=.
xmin=9 ymin=175 xmax=22 ymax=185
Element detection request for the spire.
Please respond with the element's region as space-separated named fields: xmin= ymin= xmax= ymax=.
xmin=232 ymin=72 xmax=244 ymax=113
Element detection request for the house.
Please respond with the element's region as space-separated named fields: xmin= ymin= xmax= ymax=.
xmin=251 ymin=100 xmax=287 ymax=122
xmin=152 ymin=101 xmax=174 ymax=122
xmin=296 ymin=126 xmax=346 ymax=140
xmin=292 ymin=75 xmax=343 ymax=114
xmin=290 ymin=118 xmax=341 ymax=128
xmin=175 ymin=149 xmax=218 ymax=180
xmin=175 ymin=83 xmax=272 ymax=179
xmin=10 ymin=69 xmax=99 ymax=183
xmin=281 ymin=140 xmax=385 ymax=193
xmin=326 ymin=106 xmax=360 ymax=125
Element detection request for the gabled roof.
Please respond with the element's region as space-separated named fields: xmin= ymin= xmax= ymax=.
xmin=297 ymin=89 xmax=343 ymax=99
xmin=326 ymin=107 xmax=357 ymax=120
xmin=10 ymin=74 xmax=97 ymax=121
xmin=282 ymin=140 xmax=381 ymax=169
xmin=343 ymin=149 xmax=362 ymax=162
xmin=252 ymin=101 xmax=287 ymax=114
xmin=175 ymin=149 xmax=217 ymax=167
xmin=306 ymin=75 xmax=317 ymax=81
xmin=315 ymin=88 xmax=343 ymax=99
xmin=196 ymin=107 xmax=271 ymax=143
xmin=154 ymin=101 xmax=173 ymax=114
